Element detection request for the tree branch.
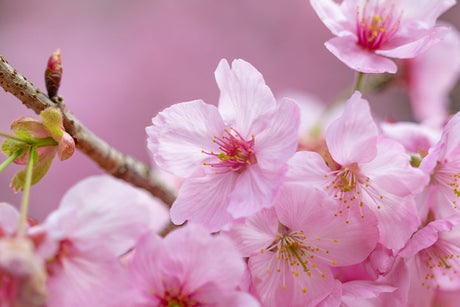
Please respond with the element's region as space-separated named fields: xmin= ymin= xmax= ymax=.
xmin=0 ymin=55 xmax=177 ymax=208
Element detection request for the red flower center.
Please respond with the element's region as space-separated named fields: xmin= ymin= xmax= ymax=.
xmin=202 ymin=127 xmax=257 ymax=174
xmin=356 ymin=2 xmax=403 ymax=50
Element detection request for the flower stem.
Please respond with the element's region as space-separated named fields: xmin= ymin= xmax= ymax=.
xmin=355 ymin=72 xmax=365 ymax=92
xmin=0 ymin=148 xmax=25 ymax=173
xmin=18 ymin=146 xmax=36 ymax=236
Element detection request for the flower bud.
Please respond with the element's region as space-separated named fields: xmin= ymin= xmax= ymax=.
xmin=45 ymin=48 xmax=62 ymax=99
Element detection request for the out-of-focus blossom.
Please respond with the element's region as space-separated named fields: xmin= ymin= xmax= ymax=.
xmin=0 ymin=204 xmax=47 ymax=307
xmin=119 ymin=224 xmax=258 ymax=307
xmin=402 ymin=25 xmax=460 ymax=128
xmin=287 ymin=91 xmax=428 ymax=249
xmin=147 ymin=59 xmax=300 ymax=231
xmin=229 ymin=184 xmax=378 ymax=306
xmin=310 ymin=0 xmax=455 ymax=73
xmin=28 ymin=175 xmax=169 ymax=307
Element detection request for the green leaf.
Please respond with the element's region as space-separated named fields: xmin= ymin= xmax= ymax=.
xmin=10 ymin=148 xmax=56 ymax=192
xmin=2 ymin=139 xmax=29 ymax=158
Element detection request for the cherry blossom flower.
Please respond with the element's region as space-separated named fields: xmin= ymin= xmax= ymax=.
xmin=147 ymin=59 xmax=300 ymax=231
xmin=399 ymin=214 xmax=460 ymax=304
xmin=287 ymin=91 xmax=428 ymax=249
xmin=419 ymin=112 xmax=460 ymax=219
xmin=310 ymin=0 xmax=455 ymax=73
xmin=229 ymin=184 xmax=379 ymax=306
xmin=119 ymin=224 xmax=259 ymax=307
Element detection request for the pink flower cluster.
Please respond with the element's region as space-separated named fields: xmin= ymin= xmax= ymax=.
xmin=145 ymin=54 xmax=460 ymax=305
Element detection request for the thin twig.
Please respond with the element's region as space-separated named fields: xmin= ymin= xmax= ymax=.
xmin=0 ymin=55 xmax=177 ymax=208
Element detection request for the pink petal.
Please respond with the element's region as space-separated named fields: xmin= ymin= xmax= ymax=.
xmin=399 ymin=217 xmax=457 ymax=258
xmin=147 ymin=99 xmax=226 ymax=178
xmin=43 ymin=175 xmax=161 ymax=257
xmin=405 ymin=25 xmax=460 ymax=127
xmin=368 ymin=243 xmax=396 ymax=275
xmin=253 ymin=98 xmax=300 ymax=169
xmin=376 ymin=26 xmax=450 ymax=59
xmin=46 ymin=257 xmax=128 ymax=307
xmin=286 ymin=151 xmax=331 ymax=185
xmin=127 ymin=233 xmax=165 ymax=300
xmin=342 ymin=280 xmax=396 ymax=300
xmin=326 ymin=91 xmax=378 ymax=166
xmin=315 ymin=280 xmax=342 ymax=307
xmin=227 ymin=208 xmax=279 ymax=257
xmin=227 ymin=164 xmax=287 ymax=218
xmin=380 ymin=122 xmax=441 ymax=153
xmin=249 ymin=252 xmax=334 ymax=307
xmin=170 ymin=170 xmax=237 ymax=232
xmin=374 ymin=258 xmax=411 ymax=306
xmin=438 ymin=112 xmax=460 ymax=160
xmin=129 ymin=225 xmax=246 ymax=304
xmin=325 ymin=36 xmax=398 ymax=73
xmin=10 ymin=116 xmax=50 ymax=138
xmin=219 ymin=291 xmax=260 ymax=307
xmin=309 ymin=0 xmax=354 ymax=36
xmin=56 ymin=132 xmax=75 ymax=161
xmin=365 ymin=193 xmax=420 ymax=250
xmin=360 ymin=137 xmax=429 ymax=197
xmin=275 ymin=184 xmax=379 ymax=266
xmin=215 ymin=59 xmax=277 ymax=138
xmin=0 ymin=203 xmax=19 ymax=235
xmin=164 ymin=225 xmax=245 ymax=293
xmin=399 ymin=0 xmax=456 ymax=27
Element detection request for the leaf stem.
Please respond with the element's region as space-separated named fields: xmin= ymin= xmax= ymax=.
xmin=18 ymin=146 xmax=36 ymax=236
xmin=0 ymin=149 xmax=24 ymax=173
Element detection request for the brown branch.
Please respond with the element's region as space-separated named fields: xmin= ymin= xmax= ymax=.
xmin=0 ymin=55 xmax=177 ymax=208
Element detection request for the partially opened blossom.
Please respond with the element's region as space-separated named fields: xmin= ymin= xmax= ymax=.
xmin=1 ymin=108 xmax=75 ymax=192
xmin=147 ymin=59 xmax=300 ymax=231
xmin=419 ymin=112 xmax=460 ymax=219
xmin=119 ymin=224 xmax=258 ymax=307
xmin=287 ymin=92 xmax=428 ymax=249
xmin=402 ymin=24 xmax=460 ymax=127
xmin=310 ymin=0 xmax=455 ymax=73
xmin=28 ymin=175 xmax=168 ymax=307
xmin=229 ymin=184 xmax=379 ymax=306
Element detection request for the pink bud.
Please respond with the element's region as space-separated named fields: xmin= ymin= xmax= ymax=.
xmin=45 ymin=48 xmax=62 ymax=99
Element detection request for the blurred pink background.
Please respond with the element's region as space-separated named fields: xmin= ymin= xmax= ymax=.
xmin=1 ymin=0 xmax=459 ymax=220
